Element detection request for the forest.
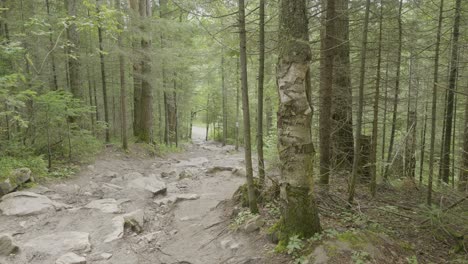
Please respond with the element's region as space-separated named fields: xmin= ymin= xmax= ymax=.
xmin=0 ymin=0 xmax=467 ymax=263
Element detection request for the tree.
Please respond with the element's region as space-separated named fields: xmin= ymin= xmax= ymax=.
xmin=370 ymin=0 xmax=384 ymax=196
xmin=349 ymin=0 xmax=370 ymax=203
xmin=238 ymin=0 xmax=258 ymax=214
xmin=440 ymin=0 xmax=461 ymax=184
xmin=257 ymin=0 xmax=266 ymax=187
xmin=277 ymin=0 xmax=321 ymax=236
xmin=319 ymin=0 xmax=335 ymax=185
xmin=65 ymin=0 xmax=81 ymax=99
xmin=384 ymin=0 xmax=403 ymax=180
xmin=331 ymin=0 xmax=354 ymax=172
xmin=96 ymin=1 xmax=110 ymax=143
xmin=115 ymin=0 xmax=128 ymax=150
xmin=428 ymin=0 xmax=445 ymax=205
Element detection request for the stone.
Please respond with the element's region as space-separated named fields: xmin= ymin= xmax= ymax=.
xmin=175 ymin=157 xmax=209 ymax=168
xmin=101 ymin=170 xmax=118 ymax=179
xmin=0 ymin=179 xmax=16 ymax=196
xmin=123 ymin=172 xmax=144 ymax=181
xmin=102 ymin=183 xmax=123 ymax=190
xmin=25 ymin=232 xmax=91 ymax=256
xmin=0 ymin=191 xmax=66 ymax=216
xmin=56 ymin=252 xmax=86 ymax=264
xmin=12 ymin=168 xmax=32 ymax=184
xmin=161 ymin=171 xmax=176 ymax=178
xmin=141 ymin=232 xmax=161 ymax=243
xmin=85 ymin=199 xmax=121 ymax=214
xmin=154 ymin=194 xmax=199 ymax=207
xmin=0 ymin=234 xmax=18 ymax=256
xmin=99 ymin=253 xmax=112 ymax=260
xmin=232 ymin=168 xmax=246 ymax=177
xmin=105 ymin=210 xmax=144 ymax=243
xmin=128 ymin=177 xmax=166 ymax=196
xmin=178 ymin=170 xmax=193 ymax=180
xmin=207 ymin=166 xmax=234 ymax=174
xmin=243 ymin=216 xmax=264 ymax=233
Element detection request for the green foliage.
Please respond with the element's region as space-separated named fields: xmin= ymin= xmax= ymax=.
xmin=264 ymin=133 xmax=279 ymax=169
xmin=232 ymin=210 xmax=256 ymax=227
xmin=406 ymin=256 xmax=418 ymax=264
xmin=351 ymin=250 xmax=371 ymax=264
xmin=287 ymin=235 xmax=304 ymax=255
xmin=0 ymin=156 xmax=47 ymax=182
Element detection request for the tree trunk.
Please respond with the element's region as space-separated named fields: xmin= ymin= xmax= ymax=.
xmin=239 ymin=0 xmax=258 ymax=214
xmin=277 ymin=0 xmax=321 ymax=236
xmin=459 ymin=82 xmax=468 ymax=192
xmin=440 ymin=0 xmax=461 ymax=184
xmin=428 ymin=0 xmax=444 ymax=205
xmin=331 ymin=0 xmax=354 ymax=171
xmin=236 ymin=58 xmax=240 ymax=151
xmin=419 ymin=102 xmax=428 ymax=184
xmin=370 ymin=0 xmax=384 ymax=196
xmin=97 ymin=2 xmax=110 ymax=143
xmin=349 ymin=0 xmax=371 ymax=203
xmin=384 ymin=0 xmax=403 ymax=180
xmin=257 ymin=0 xmax=266 ymax=187
xmin=45 ymin=0 xmax=58 ymax=91
xmin=136 ymin=0 xmax=153 ymax=143
xmin=319 ymin=0 xmax=335 ymax=185
xmin=405 ymin=54 xmax=417 ymax=180
xmin=116 ymin=0 xmax=128 ymax=150
xmin=222 ymin=52 xmax=227 ymax=146
xmin=64 ymin=0 xmax=81 ymax=99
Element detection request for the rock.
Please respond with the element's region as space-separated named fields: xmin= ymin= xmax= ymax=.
xmin=128 ymin=177 xmax=167 ymax=196
xmin=243 ymin=216 xmax=264 ymax=233
xmin=175 ymin=157 xmax=209 ymax=168
xmin=161 ymin=171 xmax=177 ymax=178
xmin=0 ymin=179 xmax=16 ymax=196
xmin=86 ymin=165 xmax=95 ymax=171
xmin=178 ymin=170 xmax=192 ymax=180
xmin=56 ymin=252 xmax=86 ymax=264
xmin=141 ymin=232 xmax=161 ymax=243
xmin=154 ymin=194 xmax=199 ymax=207
xmin=102 ymin=183 xmax=123 ymax=191
xmin=101 ymin=170 xmax=118 ymax=179
xmin=85 ymin=199 xmax=121 ymax=214
xmin=25 ymin=232 xmax=91 ymax=256
xmin=0 ymin=191 xmax=67 ymax=216
xmin=100 ymin=252 xmax=112 ymax=260
xmin=105 ymin=210 xmax=144 ymax=243
xmin=12 ymin=168 xmax=32 ymax=184
xmin=232 ymin=168 xmax=246 ymax=177
xmin=0 ymin=234 xmax=18 ymax=256
xmin=123 ymin=172 xmax=144 ymax=181
xmin=207 ymin=166 xmax=234 ymax=174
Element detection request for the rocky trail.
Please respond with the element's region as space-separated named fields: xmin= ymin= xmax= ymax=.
xmin=0 ymin=127 xmax=275 ymax=264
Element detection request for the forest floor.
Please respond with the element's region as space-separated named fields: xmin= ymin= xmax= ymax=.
xmin=0 ymin=127 xmax=285 ymax=264
xmin=0 ymin=127 xmax=467 ymax=264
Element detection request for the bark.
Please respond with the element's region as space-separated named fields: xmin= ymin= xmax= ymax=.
xmin=331 ymin=0 xmax=354 ymax=171
xmin=97 ymin=2 xmax=110 ymax=143
xmin=136 ymin=0 xmax=153 ymax=143
xmin=384 ymin=0 xmax=403 ymax=180
xmin=405 ymin=54 xmax=417 ymax=179
xmin=222 ymin=52 xmax=227 ymax=146
xmin=319 ymin=0 xmax=335 ymax=185
xmin=277 ymin=0 xmax=321 ymax=236
xmin=428 ymin=0 xmax=444 ymax=205
xmin=236 ymin=58 xmax=240 ymax=151
xmin=460 ymin=82 xmax=468 ymax=192
xmin=45 ymin=0 xmax=58 ymax=91
xmin=419 ymin=102 xmax=428 ymax=184
xmin=370 ymin=0 xmax=384 ymax=196
xmin=116 ymin=0 xmax=128 ymax=150
xmin=349 ymin=0 xmax=370 ymax=203
xmin=239 ymin=0 xmax=258 ymax=214
xmin=257 ymin=0 xmax=266 ymax=187
xmin=440 ymin=0 xmax=461 ymax=184
xmin=64 ymin=0 xmax=81 ymax=99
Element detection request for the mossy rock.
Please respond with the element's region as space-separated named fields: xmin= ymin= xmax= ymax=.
xmin=232 ymin=179 xmax=263 ymax=207
xmin=306 ymin=230 xmax=416 ymax=264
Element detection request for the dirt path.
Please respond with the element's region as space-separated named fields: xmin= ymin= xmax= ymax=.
xmin=0 ymin=127 xmax=275 ymax=264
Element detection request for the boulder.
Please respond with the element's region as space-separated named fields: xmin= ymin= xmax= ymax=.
xmin=25 ymin=232 xmax=91 ymax=256
xmin=178 ymin=170 xmax=193 ymax=180
xmin=243 ymin=216 xmax=264 ymax=233
xmin=56 ymin=252 xmax=86 ymax=264
xmin=207 ymin=166 xmax=234 ymax=174
xmin=0 ymin=179 xmax=16 ymax=196
xmin=84 ymin=199 xmax=121 ymax=214
xmin=128 ymin=177 xmax=167 ymax=196
xmin=161 ymin=171 xmax=176 ymax=178
xmin=0 ymin=234 xmax=18 ymax=256
xmin=123 ymin=172 xmax=144 ymax=181
xmin=154 ymin=194 xmax=200 ymax=207
xmin=105 ymin=210 xmax=145 ymax=243
xmin=232 ymin=168 xmax=246 ymax=177
xmin=175 ymin=157 xmax=209 ymax=168
xmin=0 ymin=191 xmax=67 ymax=216
xmin=12 ymin=168 xmax=32 ymax=184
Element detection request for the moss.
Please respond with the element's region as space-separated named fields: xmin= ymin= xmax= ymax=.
xmin=324 ymin=243 xmax=339 ymax=257
xmin=274 ymin=238 xmax=288 ymax=253
xmin=398 ymin=241 xmax=414 ymax=252
xmin=337 ymin=231 xmax=367 ymax=248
